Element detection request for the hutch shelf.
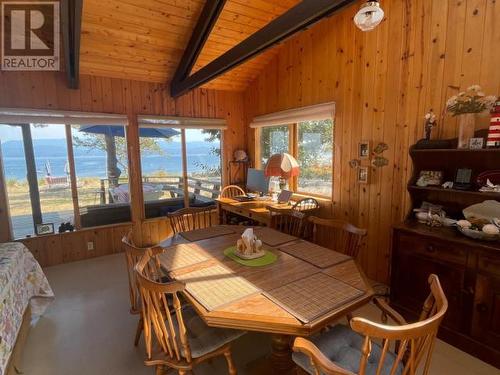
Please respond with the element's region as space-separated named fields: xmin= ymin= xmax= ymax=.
xmin=391 ymin=142 xmax=500 ymax=369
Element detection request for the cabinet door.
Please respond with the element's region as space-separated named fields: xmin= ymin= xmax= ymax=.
xmin=392 ymin=241 xmax=466 ymax=331
xmin=472 ymin=274 xmax=500 ymax=348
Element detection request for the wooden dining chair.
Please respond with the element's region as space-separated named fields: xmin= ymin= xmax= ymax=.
xmin=122 ymin=232 xmax=165 ymax=346
xmin=308 ymin=216 xmax=367 ymax=258
xmin=269 ymin=206 xmax=308 ymax=238
xmin=135 ymin=250 xmax=245 ymax=375
xmin=293 ymin=274 xmax=448 ymax=375
xmin=292 ymin=197 xmax=320 ymax=213
xmin=167 ymin=205 xmax=217 ymax=234
xmin=220 ymin=185 xmax=246 ymax=198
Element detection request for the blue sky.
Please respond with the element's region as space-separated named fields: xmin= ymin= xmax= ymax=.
xmin=0 ymin=124 xmax=207 ymax=143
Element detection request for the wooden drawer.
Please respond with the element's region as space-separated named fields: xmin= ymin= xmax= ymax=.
xmin=478 ymin=252 xmax=500 ymax=277
xmin=397 ymin=232 xmax=468 ymax=266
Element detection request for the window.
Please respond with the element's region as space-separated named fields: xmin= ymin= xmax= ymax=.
xmin=0 ymin=109 xmax=129 ymax=239
xmin=139 ymin=127 xmax=184 ymax=218
xmin=297 ymin=119 xmax=333 ymax=197
xmin=252 ymin=103 xmax=335 ymax=198
xmin=137 ymin=116 xmax=226 ymax=219
xmin=71 ymin=124 xmax=131 ymax=227
xmin=185 ymin=128 xmax=222 ymax=205
xmin=259 ymin=125 xmax=290 ymax=167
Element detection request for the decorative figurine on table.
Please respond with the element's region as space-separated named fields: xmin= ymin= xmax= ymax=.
xmin=424 ymin=110 xmax=437 ymax=140
xmin=236 ymin=228 xmax=265 ymax=259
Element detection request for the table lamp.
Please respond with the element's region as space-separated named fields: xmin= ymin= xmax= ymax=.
xmin=264 ymin=153 xmax=300 ymax=190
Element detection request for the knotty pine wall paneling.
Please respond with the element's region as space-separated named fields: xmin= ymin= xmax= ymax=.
xmin=244 ymin=0 xmax=500 ymax=283
xmin=0 ymin=71 xmax=246 ymax=262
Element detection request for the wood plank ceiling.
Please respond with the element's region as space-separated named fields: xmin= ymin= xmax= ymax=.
xmin=80 ymin=0 xmax=300 ymax=92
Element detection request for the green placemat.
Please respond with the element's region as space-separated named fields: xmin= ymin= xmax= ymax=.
xmin=224 ymin=246 xmax=278 ymax=267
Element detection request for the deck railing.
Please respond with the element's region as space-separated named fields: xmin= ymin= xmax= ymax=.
xmin=98 ymin=176 xmax=221 ymax=204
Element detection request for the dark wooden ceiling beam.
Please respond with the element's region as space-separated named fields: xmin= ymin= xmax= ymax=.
xmin=171 ymin=0 xmax=227 ymax=90
xmin=61 ymin=0 xmax=83 ymax=89
xmin=170 ymin=0 xmax=356 ymax=97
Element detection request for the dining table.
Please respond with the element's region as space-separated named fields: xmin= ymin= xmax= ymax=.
xmin=159 ymin=225 xmax=373 ymax=374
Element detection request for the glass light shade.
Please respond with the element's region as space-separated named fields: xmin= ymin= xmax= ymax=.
xmin=354 ymin=1 xmax=384 ymax=31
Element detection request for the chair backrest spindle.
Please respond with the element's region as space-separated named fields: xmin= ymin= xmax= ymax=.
xmin=220 ymin=185 xmax=246 ymax=199
xmin=308 ymin=216 xmax=367 ymax=258
xmin=135 ymin=250 xmax=192 ymax=363
xmin=167 ymin=205 xmax=216 ymax=235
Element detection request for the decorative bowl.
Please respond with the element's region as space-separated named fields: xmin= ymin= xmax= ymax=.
xmin=457 ymin=226 xmax=500 ymax=241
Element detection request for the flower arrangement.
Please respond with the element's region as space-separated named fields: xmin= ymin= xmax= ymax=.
xmin=446 ymin=85 xmax=497 ymax=116
xmin=424 ymin=110 xmax=437 ymax=140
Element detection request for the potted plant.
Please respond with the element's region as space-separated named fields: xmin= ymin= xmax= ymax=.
xmin=446 ymin=85 xmax=496 ymax=148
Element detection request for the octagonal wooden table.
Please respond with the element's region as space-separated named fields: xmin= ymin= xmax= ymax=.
xmin=159 ymin=226 xmax=373 ymax=374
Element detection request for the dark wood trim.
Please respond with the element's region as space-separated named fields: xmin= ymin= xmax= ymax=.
xmin=20 ymin=125 xmax=42 ymax=228
xmin=170 ymin=0 xmax=356 ymax=97
xmin=61 ymin=0 xmax=83 ymax=89
xmin=64 ymin=125 xmax=81 ymax=229
xmin=171 ymin=0 xmax=227 ymax=88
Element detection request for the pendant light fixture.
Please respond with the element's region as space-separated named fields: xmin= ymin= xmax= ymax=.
xmin=354 ymin=0 xmax=384 ymax=31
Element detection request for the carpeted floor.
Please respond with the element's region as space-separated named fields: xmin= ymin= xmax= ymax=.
xmin=20 ymin=253 xmax=500 ymax=375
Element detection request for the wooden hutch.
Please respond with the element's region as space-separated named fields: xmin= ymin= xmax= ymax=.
xmin=391 ymin=138 xmax=500 ymax=369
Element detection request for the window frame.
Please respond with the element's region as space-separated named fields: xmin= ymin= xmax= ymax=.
xmin=137 ymin=118 xmax=226 ymax=218
xmin=255 ymin=120 xmax=334 ymax=200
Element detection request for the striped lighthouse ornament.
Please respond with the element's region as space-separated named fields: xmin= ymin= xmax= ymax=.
xmin=488 ymin=101 xmax=500 ymax=148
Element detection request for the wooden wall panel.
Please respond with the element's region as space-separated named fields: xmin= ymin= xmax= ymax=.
xmin=244 ymin=0 xmax=500 ymax=283
xmin=0 ymin=71 xmax=246 ymax=265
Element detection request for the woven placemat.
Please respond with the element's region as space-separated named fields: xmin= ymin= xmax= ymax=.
xmin=322 ymin=260 xmax=368 ymax=291
xmin=254 ymin=227 xmax=297 ymax=246
xmin=173 ymin=264 xmax=260 ymax=311
xmin=223 ymin=246 xmax=278 ymax=267
xmin=264 ymin=273 xmax=364 ymax=323
xmin=180 ymin=226 xmax=235 ymax=242
xmin=278 ymin=240 xmax=351 ymax=269
xmin=158 ymin=244 xmax=210 ymax=272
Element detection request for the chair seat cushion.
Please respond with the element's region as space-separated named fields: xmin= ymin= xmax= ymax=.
xmin=175 ymin=306 xmax=245 ymax=358
xmin=293 ymin=324 xmax=403 ymax=375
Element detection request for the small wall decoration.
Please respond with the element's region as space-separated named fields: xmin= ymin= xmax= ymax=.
xmin=371 ymin=156 xmax=389 ymax=168
xmin=36 ymin=223 xmax=54 ymax=236
xmin=373 ymin=142 xmax=388 ymax=154
xmin=357 ymin=166 xmax=369 ymax=184
xmin=416 ymin=171 xmax=443 ymax=187
xmin=349 ymin=159 xmax=360 ymax=169
xmin=358 ymin=141 xmax=371 ymax=159
xmin=468 ymin=137 xmax=484 ymax=150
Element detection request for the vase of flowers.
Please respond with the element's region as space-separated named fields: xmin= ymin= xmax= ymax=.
xmin=446 ymin=85 xmax=497 ymax=149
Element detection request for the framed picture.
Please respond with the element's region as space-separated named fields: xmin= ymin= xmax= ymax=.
xmin=36 ymin=223 xmax=54 ymax=236
xmin=358 ymin=166 xmax=369 ymax=184
xmin=358 ymin=141 xmax=371 ymax=159
xmin=469 ymin=137 xmax=484 ymax=150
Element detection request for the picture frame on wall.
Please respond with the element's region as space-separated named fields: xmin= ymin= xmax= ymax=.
xmin=358 ymin=141 xmax=371 ymax=159
xmin=358 ymin=166 xmax=369 ymax=184
xmin=36 ymin=223 xmax=55 ymax=236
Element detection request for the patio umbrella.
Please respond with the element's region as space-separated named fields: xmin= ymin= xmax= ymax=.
xmin=78 ymin=125 xmax=179 ymax=138
xmin=78 ymin=125 xmax=180 ymax=187
xmin=264 ymin=153 xmax=300 ymax=179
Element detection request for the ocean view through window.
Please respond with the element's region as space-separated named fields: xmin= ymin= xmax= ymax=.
xmin=139 ymin=126 xmax=222 ymax=219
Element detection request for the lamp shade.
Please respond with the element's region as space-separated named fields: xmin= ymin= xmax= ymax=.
xmin=264 ymin=153 xmax=300 ymax=179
